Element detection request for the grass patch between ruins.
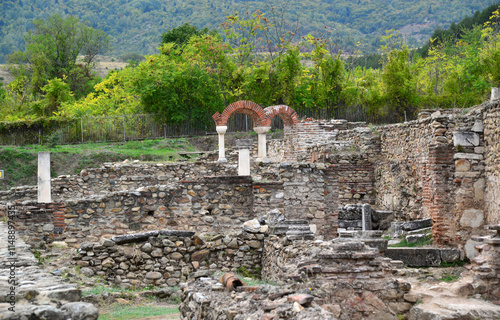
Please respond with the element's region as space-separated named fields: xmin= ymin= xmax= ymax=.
xmin=0 ymin=138 xmax=196 ymax=190
xmin=98 ymin=303 xmax=179 ymax=320
xmin=388 ymin=236 xmax=433 ymax=248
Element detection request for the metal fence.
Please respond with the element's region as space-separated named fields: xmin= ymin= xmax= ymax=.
xmin=0 ymin=107 xmax=414 ymax=146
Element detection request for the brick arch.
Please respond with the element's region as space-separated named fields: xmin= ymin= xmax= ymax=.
xmin=264 ymin=105 xmax=300 ymax=126
xmin=212 ymin=100 xmax=270 ymax=127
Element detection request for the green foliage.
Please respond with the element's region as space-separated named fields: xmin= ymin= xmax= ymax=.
xmin=39 ymin=78 xmax=74 ymax=117
xmin=161 ymin=22 xmax=215 ymax=47
xmin=237 ymin=266 xmax=252 ymax=277
xmin=0 ymin=0 xmax=498 ymax=64
xmin=2 ymin=14 xmax=109 ymax=119
xmin=418 ymin=2 xmax=500 ymax=58
xmin=382 ymin=45 xmax=417 ymax=121
xmin=16 ymin=14 xmax=109 ymax=94
xmin=2 ymin=3 xmax=500 ymax=126
xmin=133 ymin=42 xmax=225 ymax=129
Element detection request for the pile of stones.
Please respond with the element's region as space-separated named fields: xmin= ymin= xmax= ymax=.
xmin=468 ymin=224 xmax=500 ymax=302
xmin=179 ymin=277 xmax=337 ymax=320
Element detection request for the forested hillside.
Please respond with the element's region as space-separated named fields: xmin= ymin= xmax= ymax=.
xmin=0 ymin=0 xmax=498 ymax=62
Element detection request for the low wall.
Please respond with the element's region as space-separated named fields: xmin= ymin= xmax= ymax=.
xmin=72 ymin=229 xmax=265 ymax=288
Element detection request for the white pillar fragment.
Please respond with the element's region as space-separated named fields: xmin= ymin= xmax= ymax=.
xmin=239 ymin=149 xmax=250 ymax=176
xmin=253 ymin=126 xmax=271 ymax=162
xmin=236 ymin=139 xmax=253 ymax=176
xmin=38 ymin=151 xmax=51 ymax=203
xmin=491 ymin=87 xmax=500 ymax=102
xmin=216 ymin=126 xmax=228 ymax=163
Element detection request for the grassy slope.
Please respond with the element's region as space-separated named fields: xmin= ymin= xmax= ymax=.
xmin=0 ymin=138 xmax=195 ymax=190
xmin=0 ymin=131 xmax=282 ymax=190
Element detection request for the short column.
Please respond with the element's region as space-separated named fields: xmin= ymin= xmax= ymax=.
xmin=253 ymin=126 xmax=271 ymax=162
xmin=38 ymin=151 xmax=51 ymax=203
xmin=236 ymin=139 xmax=253 ymax=176
xmin=216 ymin=126 xmax=228 ymax=163
xmin=491 ymin=87 xmax=500 ymax=102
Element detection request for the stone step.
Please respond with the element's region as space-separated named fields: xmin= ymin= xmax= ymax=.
xmin=385 ymin=247 xmax=461 ymax=267
xmin=338 ymin=230 xmax=384 ymax=238
xmin=409 ymin=298 xmax=500 ymax=320
xmin=391 ymin=219 xmax=433 ymax=238
xmin=277 ymin=220 xmax=309 ymax=226
xmin=338 ymin=220 xmax=362 ymax=229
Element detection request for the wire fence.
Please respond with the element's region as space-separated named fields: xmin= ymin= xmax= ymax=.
xmin=0 ymin=107 xmax=414 ymax=146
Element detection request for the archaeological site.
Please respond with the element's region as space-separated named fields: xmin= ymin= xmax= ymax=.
xmin=1 ymin=97 xmax=500 ymax=319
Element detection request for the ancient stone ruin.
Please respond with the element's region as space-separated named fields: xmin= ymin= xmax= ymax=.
xmin=1 ymin=99 xmax=500 ymax=319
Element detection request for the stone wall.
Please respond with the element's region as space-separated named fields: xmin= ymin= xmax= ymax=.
xmin=484 ymin=101 xmax=500 ymax=224
xmin=268 ymin=120 xmax=346 ymax=162
xmin=0 ymin=162 xmax=238 ymax=202
xmin=73 ymin=229 xmax=265 ymax=288
xmin=1 ymin=176 xmax=260 ymax=247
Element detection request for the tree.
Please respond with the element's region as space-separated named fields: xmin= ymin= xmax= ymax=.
xmin=133 ymin=43 xmax=224 ymax=129
xmin=8 ymin=14 xmax=109 ymax=98
xmin=161 ymin=23 xmax=215 ymax=47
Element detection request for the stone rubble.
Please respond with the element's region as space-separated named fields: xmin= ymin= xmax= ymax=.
xmin=0 ymin=221 xmax=98 ymax=320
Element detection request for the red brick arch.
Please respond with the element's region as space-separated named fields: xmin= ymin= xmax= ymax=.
xmin=264 ymin=105 xmax=300 ymax=126
xmin=212 ymin=100 xmax=269 ymax=127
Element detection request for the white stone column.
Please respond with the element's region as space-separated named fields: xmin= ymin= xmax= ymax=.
xmin=253 ymin=126 xmax=271 ymax=162
xmin=491 ymin=87 xmax=500 ymax=102
xmin=38 ymin=151 xmax=51 ymax=203
xmin=236 ymin=139 xmax=252 ymax=176
xmin=216 ymin=126 xmax=228 ymax=162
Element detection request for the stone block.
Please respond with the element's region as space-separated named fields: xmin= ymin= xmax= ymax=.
xmin=405 ymin=234 xmax=426 ymax=243
xmin=61 ymin=302 xmax=99 ymax=320
xmin=47 ymin=289 xmax=82 ymax=302
xmin=440 ymin=248 xmax=460 ymax=263
xmin=111 ymin=231 xmax=159 ymax=244
xmin=385 ymin=248 xmax=441 ymax=267
xmin=453 ymin=132 xmax=480 ymax=147
xmin=460 ymin=209 xmax=484 ymax=228
xmin=472 ymin=120 xmax=484 ymax=132
xmin=391 ymin=219 xmax=432 ymax=237
xmin=191 ymin=249 xmax=210 ymax=261
xmin=455 ymin=159 xmax=471 ymax=172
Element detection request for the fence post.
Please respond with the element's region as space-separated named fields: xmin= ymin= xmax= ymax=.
xmin=123 ymin=114 xmax=126 ymax=141
xmin=80 ymin=118 xmax=84 ymax=143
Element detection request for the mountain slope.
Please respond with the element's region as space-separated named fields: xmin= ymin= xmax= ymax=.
xmin=0 ymin=0 xmax=498 ymax=62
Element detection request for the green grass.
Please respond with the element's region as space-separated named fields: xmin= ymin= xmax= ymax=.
xmin=440 ymin=259 xmax=470 ymax=267
xmin=0 ymin=138 xmax=196 ymax=190
xmin=388 ymin=236 xmax=433 ymax=248
xmin=440 ymin=273 xmax=460 ymax=282
xmin=82 ymin=285 xmax=156 ymax=297
xmin=98 ymin=305 xmax=179 ymax=320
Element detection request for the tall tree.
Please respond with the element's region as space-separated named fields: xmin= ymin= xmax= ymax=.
xmin=8 ymin=14 xmax=109 ymax=99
